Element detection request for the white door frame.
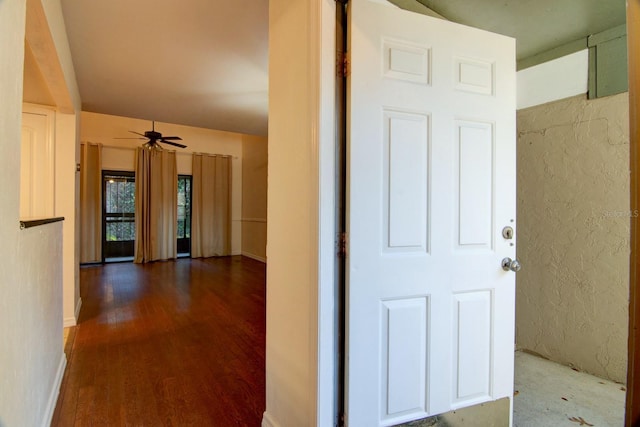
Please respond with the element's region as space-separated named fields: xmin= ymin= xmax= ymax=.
xmin=263 ymin=0 xmax=339 ymax=426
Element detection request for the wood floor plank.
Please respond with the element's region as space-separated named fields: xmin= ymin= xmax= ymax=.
xmin=52 ymin=256 xmax=266 ymax=427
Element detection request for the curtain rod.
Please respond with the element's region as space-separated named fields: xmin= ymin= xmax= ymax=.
xmin=81 ymin=141 xmax=238 ymax=159
xmin=192 ymin=152 xmax=234 ymax=158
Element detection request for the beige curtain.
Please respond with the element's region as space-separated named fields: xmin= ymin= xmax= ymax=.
xmin=134 ymin=147 xmax=178 ymax=263
xmin=80 ymin=143 xmax=102 ymax=263
xmin=191 ymin=154 xmax=231 ymax=258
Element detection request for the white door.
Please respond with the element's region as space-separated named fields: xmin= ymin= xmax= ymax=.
xmin=21 ymin=108 xmax=55 ymax=218
xmin=346 ymin=1 xmax=516 ymax=426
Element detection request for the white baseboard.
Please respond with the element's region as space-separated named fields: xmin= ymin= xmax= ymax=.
xmin=42 ymin=352 xmax=67 ymax=427
xmin=242 ymin=251 xmax=267 ymax=263
xmin=262 ymin=411 xmax=281 ymax=427
xmin=63 ymin=297 xmax=82 ymax=327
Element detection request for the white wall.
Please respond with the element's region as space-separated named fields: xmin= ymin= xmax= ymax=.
xmin=241 ymin=134 xmax=268 ymax=262
xmin=517 ymin=49 xmax=589 ymax=110
xmin=0 ymin=1 xmax=66 ymax=426
xmin=35 ymin=0 xmax=83 ymax=327
xmin=22 ymin=41 xmax=56 ymax=106
xmin=56 ymin=111 xmax=81 ymax=326
xmin=80 ymin=111 xmax=244 ymax=255
xmin=265 ymin=1 xmax=317 ymax=420
xmin=264 ymin=0 xmax=337 ymax=426
xmin=22 ymin=35 xmax=82 ymax=328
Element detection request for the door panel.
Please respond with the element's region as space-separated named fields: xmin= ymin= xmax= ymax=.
xmin=452 ymin=290 xmax=492 ymax=404
xmin=381 ymin=296 xmax=429 ymax=420
xmin=383 ymin=109 xmax=429 ymax=252
xmin=20 ymin=110 xmax=54 ymax=218
xmin=455 ymin=120 xmax=494 ymax=249
xmin=346 ymin=1 xmax=516 ymax=425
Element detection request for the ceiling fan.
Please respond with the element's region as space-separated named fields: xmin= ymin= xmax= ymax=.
xmin=116 ymin=121 xmax=187 ymax=149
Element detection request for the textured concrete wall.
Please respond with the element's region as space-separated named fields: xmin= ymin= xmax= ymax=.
xmin=516 ymin=93 xmax=629 ymax=383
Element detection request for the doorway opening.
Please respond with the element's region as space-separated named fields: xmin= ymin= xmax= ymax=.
xmin=177 ymin=174 xmax=192 ymax=257
xmin=102 ymin=171 xmax=136 ymax=262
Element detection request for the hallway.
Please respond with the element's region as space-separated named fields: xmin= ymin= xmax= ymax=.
xmin=52 ymin=256 xmax=266 ymax=426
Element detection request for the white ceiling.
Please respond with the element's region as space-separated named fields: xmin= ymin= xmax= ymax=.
xmin=61 ymin=0 xmax=269 ymax=136
xmin=61 ymin=0 xmax=625 ymax=138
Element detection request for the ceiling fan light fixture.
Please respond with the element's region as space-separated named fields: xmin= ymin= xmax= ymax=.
xmin=118 ymin=120 xmax=187 ymax=150
xmin=143 ymin=141 xmax=163 ymax=151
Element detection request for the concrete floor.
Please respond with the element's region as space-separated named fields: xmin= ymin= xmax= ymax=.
xmin=514 ymin=351 xmax=626 ymax=427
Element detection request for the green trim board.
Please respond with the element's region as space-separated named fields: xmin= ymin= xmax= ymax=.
xmin=588 ymin=45 xmax=598 ymax=98
xmin=513 ymin=24 xmax=627 ymax=72
xmin=588 ymin=24 xmax=628 ymax=99
xmin=516 ymin=23 xmax=627 ymax=100
xmin=517 ymin=38 xmax=587 ymax=71
xmin=588 ymin=23 xmax=627 ymax=46
xmin=387 ymin=0 xmax=447 ymax=19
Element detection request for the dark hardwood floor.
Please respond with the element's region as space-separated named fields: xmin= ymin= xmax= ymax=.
xmin=51 ymin=256 xmax=266 ymax=427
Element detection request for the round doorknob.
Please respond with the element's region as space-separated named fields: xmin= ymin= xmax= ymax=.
xmin=502 ymin=257 xmax=521 ymax=272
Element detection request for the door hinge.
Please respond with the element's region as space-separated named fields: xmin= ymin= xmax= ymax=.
xmin=338 ymin=411 xmax=346 ymax=427
xmin=337 ymin=51 xmax=351 ymax=78
xmin=338 ymin=232 xmax=348 ymax=258
xmin=343 ymin=51 xmax=351 ymax=77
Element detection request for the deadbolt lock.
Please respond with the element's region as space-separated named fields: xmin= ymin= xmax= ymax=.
xmin=502 ymin=226 xmax=514 ymax=240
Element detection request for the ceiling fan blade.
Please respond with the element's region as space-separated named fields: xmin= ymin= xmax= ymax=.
xmin=129 ymin=130 xmax=147 ymax=137
xmin=160 ymin=136 xmax=183 ymax=141
xmin=114 ymin=137 xmax=146 ymax=140
xmin=160 ymin=139 xmax=187 ymax=149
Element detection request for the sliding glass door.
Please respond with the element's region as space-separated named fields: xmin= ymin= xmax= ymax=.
xmin=102 ymin=171 xmax=135 ymax=262
xmin=101 ymin=171 xmax=192 ymax=262
xmin=177 ymin=175 xmax=192 ymax=256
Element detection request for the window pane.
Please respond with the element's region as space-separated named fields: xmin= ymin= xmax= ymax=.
xmin=105 ymin=220 xmax=134 ymax=241
xmin=177 ymin=175 xmax=192 ymax=245
xmin=105 ymin=179 xmax=135 ymax=213
xmin=104 ymin=173 xmax=135 ymax=243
